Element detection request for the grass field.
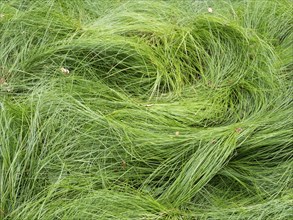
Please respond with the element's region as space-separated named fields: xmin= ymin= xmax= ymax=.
xmin=0 ymin=0 xmax=292 ymax=219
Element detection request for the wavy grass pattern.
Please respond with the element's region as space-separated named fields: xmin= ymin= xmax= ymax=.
xmin=0 ymin=0 xmax=292 ymax=219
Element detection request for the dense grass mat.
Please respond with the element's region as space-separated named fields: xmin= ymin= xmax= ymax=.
xmin=0 ymin=0 xmax=292 ymax=219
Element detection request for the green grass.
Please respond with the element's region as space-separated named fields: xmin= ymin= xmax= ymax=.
xmin=0 ymin=0 xmax=292 ymax=219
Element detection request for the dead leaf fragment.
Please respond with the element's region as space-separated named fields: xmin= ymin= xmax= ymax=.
xmin=235 ymin=128 xmax=243 ymax=133
xmin=0 ymin=78 xmax=6 ymax=85
xmin=60 ymin=67 xmax=70 ymax=75
xmin=121 ymin=160 xmax=127 ymax=170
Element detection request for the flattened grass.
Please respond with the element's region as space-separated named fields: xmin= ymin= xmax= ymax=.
xmin=1 ymin=0 xmax=292 ymax=219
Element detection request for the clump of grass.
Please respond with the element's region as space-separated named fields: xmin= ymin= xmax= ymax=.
xmin=1 ymin=0 xmax=292 ymax=219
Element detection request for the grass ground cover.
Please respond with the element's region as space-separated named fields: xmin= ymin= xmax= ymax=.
xmin=0 ymin=0 xmax=292 ymax=219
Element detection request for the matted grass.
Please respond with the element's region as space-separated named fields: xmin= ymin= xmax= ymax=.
xmin=0 ymin=0 xmax=292 ymax=219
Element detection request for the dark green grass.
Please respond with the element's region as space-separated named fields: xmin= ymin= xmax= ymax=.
xmin=0 ymin=0 xmax=292 ymax=219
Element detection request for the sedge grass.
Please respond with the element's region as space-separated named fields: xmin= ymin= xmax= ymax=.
xmin=0 ymin=0 xmax=292 ymax=219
